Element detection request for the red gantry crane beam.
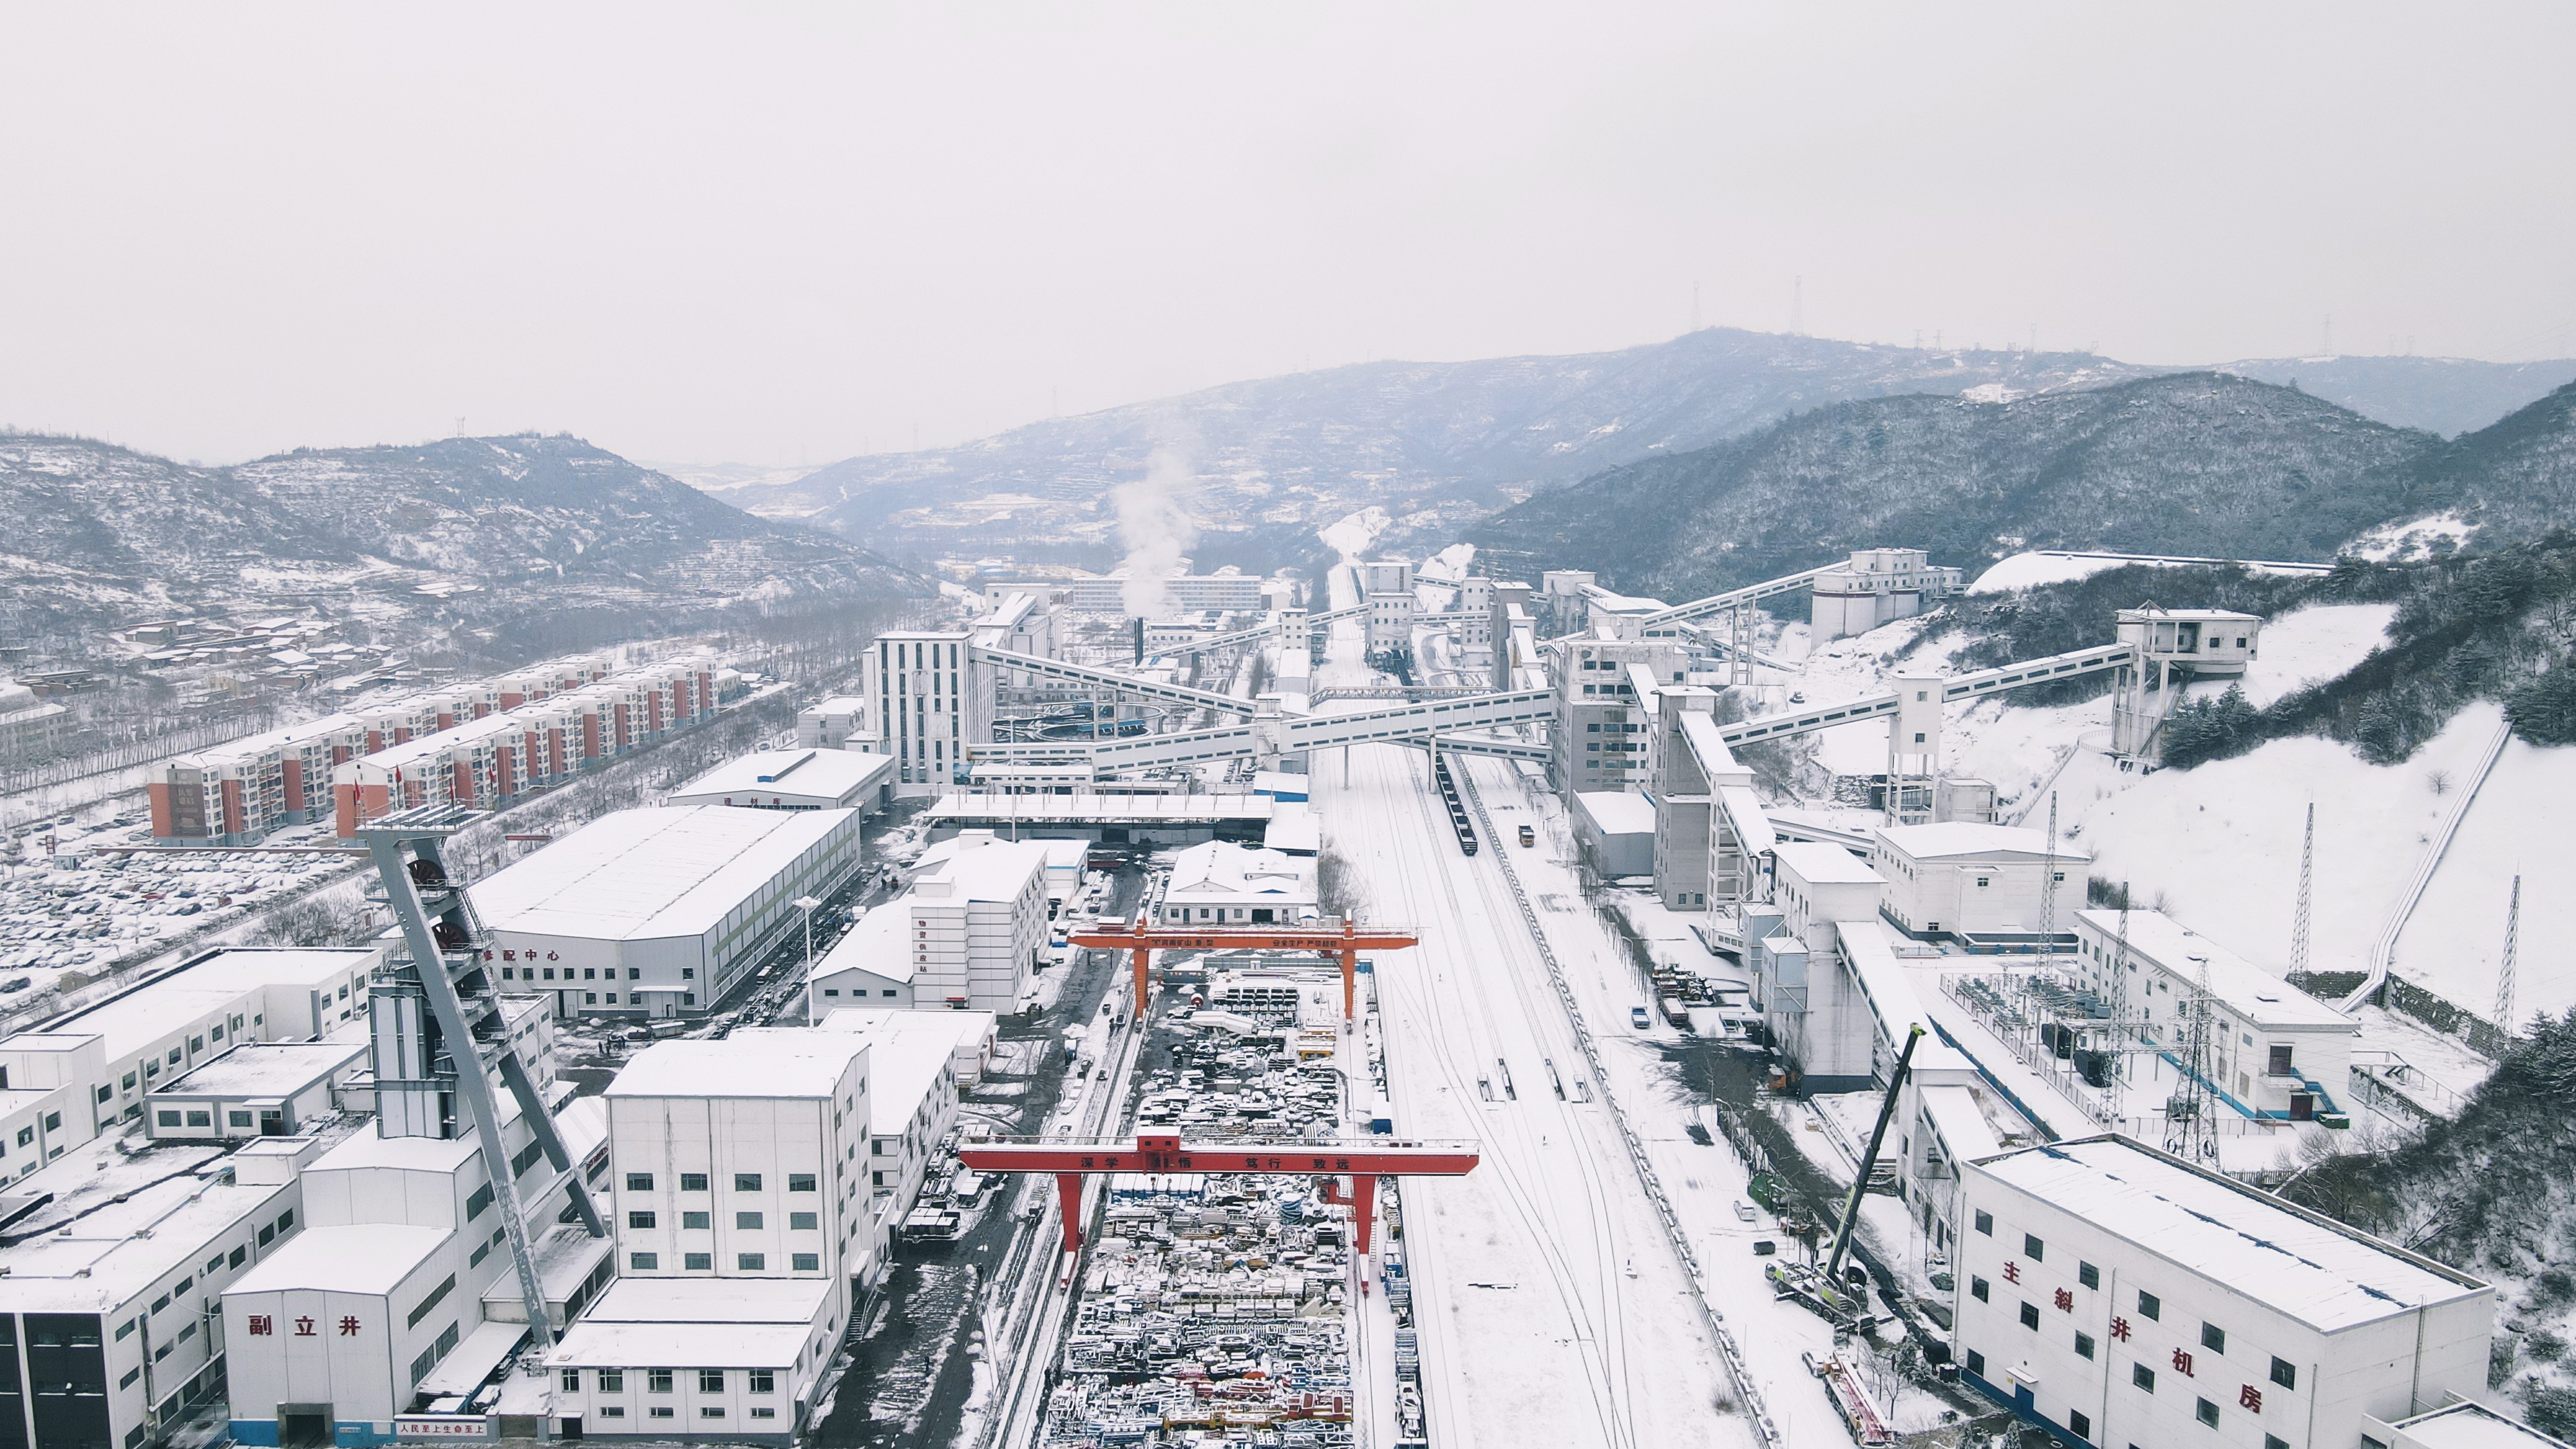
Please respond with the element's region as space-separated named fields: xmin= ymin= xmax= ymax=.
xmin=960 ymin=1133 xmax=1479 ymax=1254
xmin=1068 ymin=918 xmax=1419 ymax=1023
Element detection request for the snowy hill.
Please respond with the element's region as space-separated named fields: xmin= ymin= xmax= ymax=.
xmin=1470 ymin=373 xmax=2439 ymax=597
xmin=708 ymin=330 xmax=2570 ymax=570
xmin=0 ymin=431 xmax=929 ymax=656
xmin=747 ymin=328 xmax=2152 ymax=569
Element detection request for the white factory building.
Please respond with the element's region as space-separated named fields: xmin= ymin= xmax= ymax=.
xmin=1752 ymin=842 xmax=1891 ymax=1094
xmin=1546 ymin=636 xmax=1689 ymax=792
xmin=223 ymin=1055 xmax=611 ymax=1447
xmin=900 ymin=834 xmax=1050 ymax=1014
xmin=551 ymin=1015 xmax=986 ymax=1441
xmin=806 ymin=909 xmax=916 ymax=1010
xmin=0 ymin=1136 xmax=308 ymax=1449
xmin=1355 ymin=558 xmax=1418 ymax=656
xmin=2072 ymin=909 xmax=2360 ymax=1124
xmin=0 ymin=945 xmax=384 ymax=1171
xmin=469 ymin=805 xmax=862 ymax=1018
xmin=1808 ymin=547 xmax=1966 ymax=641
xmin=1954 ymin=1135 xmax=2492 ymax=1449
xmin=666 ymin=748 xmax=894 ymax=815
xmin=793 ymin=697 xmax=867 ymax=751
xmin=806 ymin=1012 xmax=980 ymax=1278
xmin=1156 ymin=841 xmax=1318 ymax=926
xmin=1870 ymin=822 xmax=2090 ymax=945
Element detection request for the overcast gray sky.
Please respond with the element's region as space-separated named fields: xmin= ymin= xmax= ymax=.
xmin=3 ymin=3 xmax=2570 ymax=468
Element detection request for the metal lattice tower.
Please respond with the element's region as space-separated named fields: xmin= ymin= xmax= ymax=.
xmin=2108 ymin=882 xmax=2134 ymax=1078
xmin=1728 ymin=607 xmax=1753 ymax=689
xmin=2497 ymin=874 xmax=2521 ymax=1034
xmin=2164 ymin=949 xmax=2218 ymax=1166
xmin=2288 ymin=802 xmax=2315 ymax=978
xmin=2038 ymin=792 xmax=2060 ymax=950
xmin=361 ymin=804 xmax=605 ymax=1348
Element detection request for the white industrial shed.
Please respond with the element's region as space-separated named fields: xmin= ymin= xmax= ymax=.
xmin=667 ymin=748 xmax=895 ymax=815
xmin=471 ymin=805 xmax=862 ymax=1018
xmin=807 ymin=908 xmax=914 ymax=1012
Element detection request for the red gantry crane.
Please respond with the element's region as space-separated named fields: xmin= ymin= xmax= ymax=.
xmin=960 ymin=1133 xmax=1479 ymax=1254
xmin=1068 ymin=916 xmax=1419 ymax=1022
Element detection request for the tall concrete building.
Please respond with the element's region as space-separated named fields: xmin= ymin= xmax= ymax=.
xmin=860 ymin=630 xmax=992 ymax=788
xmin=1544 ymin=636 xmax=1688 ymax=793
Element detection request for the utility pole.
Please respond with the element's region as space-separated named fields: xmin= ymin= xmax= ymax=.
xmin=2289 ymin=802 xmax=2314 ymax=978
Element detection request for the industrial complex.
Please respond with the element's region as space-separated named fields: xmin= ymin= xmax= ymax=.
xmin=0 ymin=535 xmax=2555 ymax=1449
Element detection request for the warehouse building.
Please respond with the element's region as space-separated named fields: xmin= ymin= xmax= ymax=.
xmin=1571 ymin=790 xmax=1657 ymax=879
xmin=1870 ymin=822 xmax=2090 ymax=946
xmin=1953 ymin=1135 xmax=2492 ymax=1449
xmin=1156 ymin=841 xmax=1317 ymax=926
xmin=666 ymin=748 xmax=895 ymax=816
xmin=470 ymin=806 xmax=862 ymax=1018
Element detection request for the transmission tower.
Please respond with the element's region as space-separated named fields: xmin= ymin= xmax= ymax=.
xmin=2038 ymin=792 xmax=2060 ymax=951
xmin=1728 ymin=607 xmax=1752 ymax=688
xmin=2288 ymin=803 xmax=2314 ymax=978
xmin=2108 ymin=882 xmax=2135 ymax=1079
xmin=2164 ymin=949 xmax=2218 ymax=1166
xmin=2496 ymin=874 xmax=2521 ymax=1034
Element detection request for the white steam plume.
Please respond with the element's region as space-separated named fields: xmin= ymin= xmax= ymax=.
xmin=1113 ymin=442 xmax=1199 ymax=618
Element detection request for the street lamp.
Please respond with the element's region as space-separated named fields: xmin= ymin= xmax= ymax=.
xmin=791 ymin=896 xmax=824 ymax=981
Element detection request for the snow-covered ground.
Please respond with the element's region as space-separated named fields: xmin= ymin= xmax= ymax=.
xmin=1318 ymin=742 xmax=1778 ymax=1449
xmin=1715 ymin=598 xmax=2569 ymax=1023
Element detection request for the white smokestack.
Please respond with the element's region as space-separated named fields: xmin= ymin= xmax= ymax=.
xmin=1114 ymin=441 xmax=1198 ymax=619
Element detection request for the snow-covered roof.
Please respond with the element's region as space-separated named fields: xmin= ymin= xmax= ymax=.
xmin=469 ymin=806 xmax=855 ymax=944
xmin=1264 ymin=811 xmax=1320 ymax=855
xmin=1162 ymin=842 xmax=1316 ymax=905
xmin=1969 ymin=1136 xmax=2482 ymax=1332
xmin=1874 ymin=822 xmax=2090 ymax=864
xmin=666 ymin=748 xmax=893 ymax=808
xmin=2073 ymin=909 xmax=2352 ymax=1030
xmin=0 ymin=1173 xmax=294 ymax=1311
xmin=2385 ymin=1401 xmax=2571 ymax=1449
xmin=33 ymin=947 xmax=377 ymax=1060
xmin=576 ymin=1274 xmax=830 ymax=1325
xmin=911 ymin=835 xmax=1048 ymax=904
xmin=1773 ymin=840 xmax=1882 ymax=887
xmin=229 ymin=1224 xmax=449 ymax=1298
xmin=808 ymin=908 xmax=912 ymax=985
xmin=1573 ymin=790 xmax=1658 ymax=837
xmin=605 ymin=1033 xmax=866 ymax=1101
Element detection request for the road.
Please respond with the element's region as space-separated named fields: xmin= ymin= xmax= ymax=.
xmin=805 ymin=862 xmax=1151 ymax=1449
xmin=1318 ymin=741 xmax=1767 ymax=1449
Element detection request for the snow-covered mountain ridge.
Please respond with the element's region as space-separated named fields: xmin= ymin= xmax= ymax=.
xmin=0 ymin=431 xmax=929 ymax=657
